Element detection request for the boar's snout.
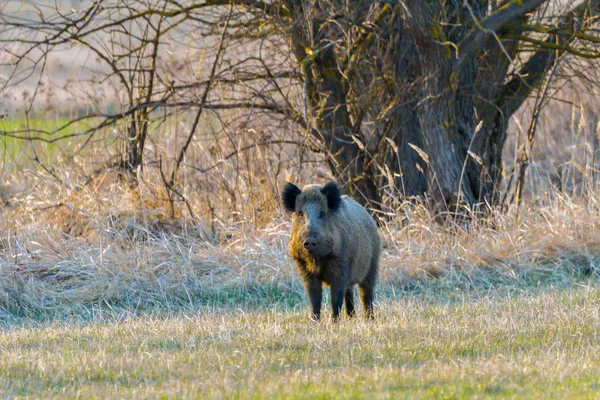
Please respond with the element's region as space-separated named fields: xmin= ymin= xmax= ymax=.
xmin=303 ymin=236 xmax=319 ymax=251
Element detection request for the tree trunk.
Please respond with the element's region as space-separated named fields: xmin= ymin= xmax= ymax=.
xmin=127 ymin=111 xmax=148 ymax=178
xmin=128 ymin=117 xmax=142 ymax=172
xmin=282 ymin=0 xmax=586 ymax=216
xmin=285 ymin=0 xmax=382 ymax=207
xmin=381 ymin=12 xmax=428 ymax=198
xmin=401 ymin=2 xmax=480 ymax=213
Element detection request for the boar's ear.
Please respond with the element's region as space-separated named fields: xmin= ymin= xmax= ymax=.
xmin=282 ymin=182 xmax=301 ymax=213
xmin=321 ymin=181 xmax=341 ymax=212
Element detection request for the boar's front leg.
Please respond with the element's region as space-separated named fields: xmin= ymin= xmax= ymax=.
xmin=330 ymin=278 xmax=349 ymax=322
xmin=303 ymin=274 xmax=322 ymax=321
xmin=345 ymin=286 xmax=356 ymax=318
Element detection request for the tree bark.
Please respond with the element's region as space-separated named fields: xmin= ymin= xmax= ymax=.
xmin=282 ymin=0 xmax=600 ymax=215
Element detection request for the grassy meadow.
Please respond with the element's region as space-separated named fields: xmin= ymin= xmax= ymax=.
xmin=1 ymin=99 xmax=600 ymax=398
xmin=2 ymin=285 xmax=600 ymax=398
xmin=3 ymin=1 xmax=600 ymax=397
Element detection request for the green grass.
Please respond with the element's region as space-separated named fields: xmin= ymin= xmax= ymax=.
xmin=0 ymin=115 xmax=99 ymax=172
xmin=2 ymin=283 xmax=600 ymax=398
xmin=2 ymin=102 xmax=600 ymax=397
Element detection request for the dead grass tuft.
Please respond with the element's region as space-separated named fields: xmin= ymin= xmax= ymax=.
xmin=2 ymin=170 xmax=600 ymax=323
xmin=1 ymin=85 xmax=600 ymax=323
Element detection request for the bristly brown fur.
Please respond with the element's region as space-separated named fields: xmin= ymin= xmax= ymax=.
xmin=282 ymin=182 xmax=380 ymax=322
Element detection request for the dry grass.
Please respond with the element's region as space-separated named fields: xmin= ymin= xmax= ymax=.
xmin=1 ymin=64 xmax=600 ymax=397
xmin=1 ymin=142 xmax=600 ymax=398
xmin=2 ymin=287 xmax=600 ymax=398
xmin=2 ymin=170 xmax=600 ymax=326
xmin=2 ymin=110 xmax=600 ymax=341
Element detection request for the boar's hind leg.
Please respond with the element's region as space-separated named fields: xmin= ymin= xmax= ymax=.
xmin=304 ymin=275 xmax=322 ymax=321
xmin=359 ymin=263 xmax=377 ymax=320
xmin=345 ymin=286 xmax=356 ymax=318
xmin=359 ymin=284 xmax=374 ymax=320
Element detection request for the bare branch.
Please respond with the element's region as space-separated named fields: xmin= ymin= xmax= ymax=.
xmin=501 ymin=0 xmax=600 ymax=116
xmin=456 ymin=0 xmax=547 ymax=72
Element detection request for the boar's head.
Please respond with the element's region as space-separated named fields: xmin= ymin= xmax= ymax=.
xmin=282 ymin=181 xmax=342 ymax=259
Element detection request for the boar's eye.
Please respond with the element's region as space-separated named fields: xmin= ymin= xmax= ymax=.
xmin=319 ymin=211 xmax=325 ymax=219
xmin=297 ymin=210 xmax=304 ymax=217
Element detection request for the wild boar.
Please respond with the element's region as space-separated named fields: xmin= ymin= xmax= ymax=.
xmin=281 ymin=181 xmax=380 ymax=322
